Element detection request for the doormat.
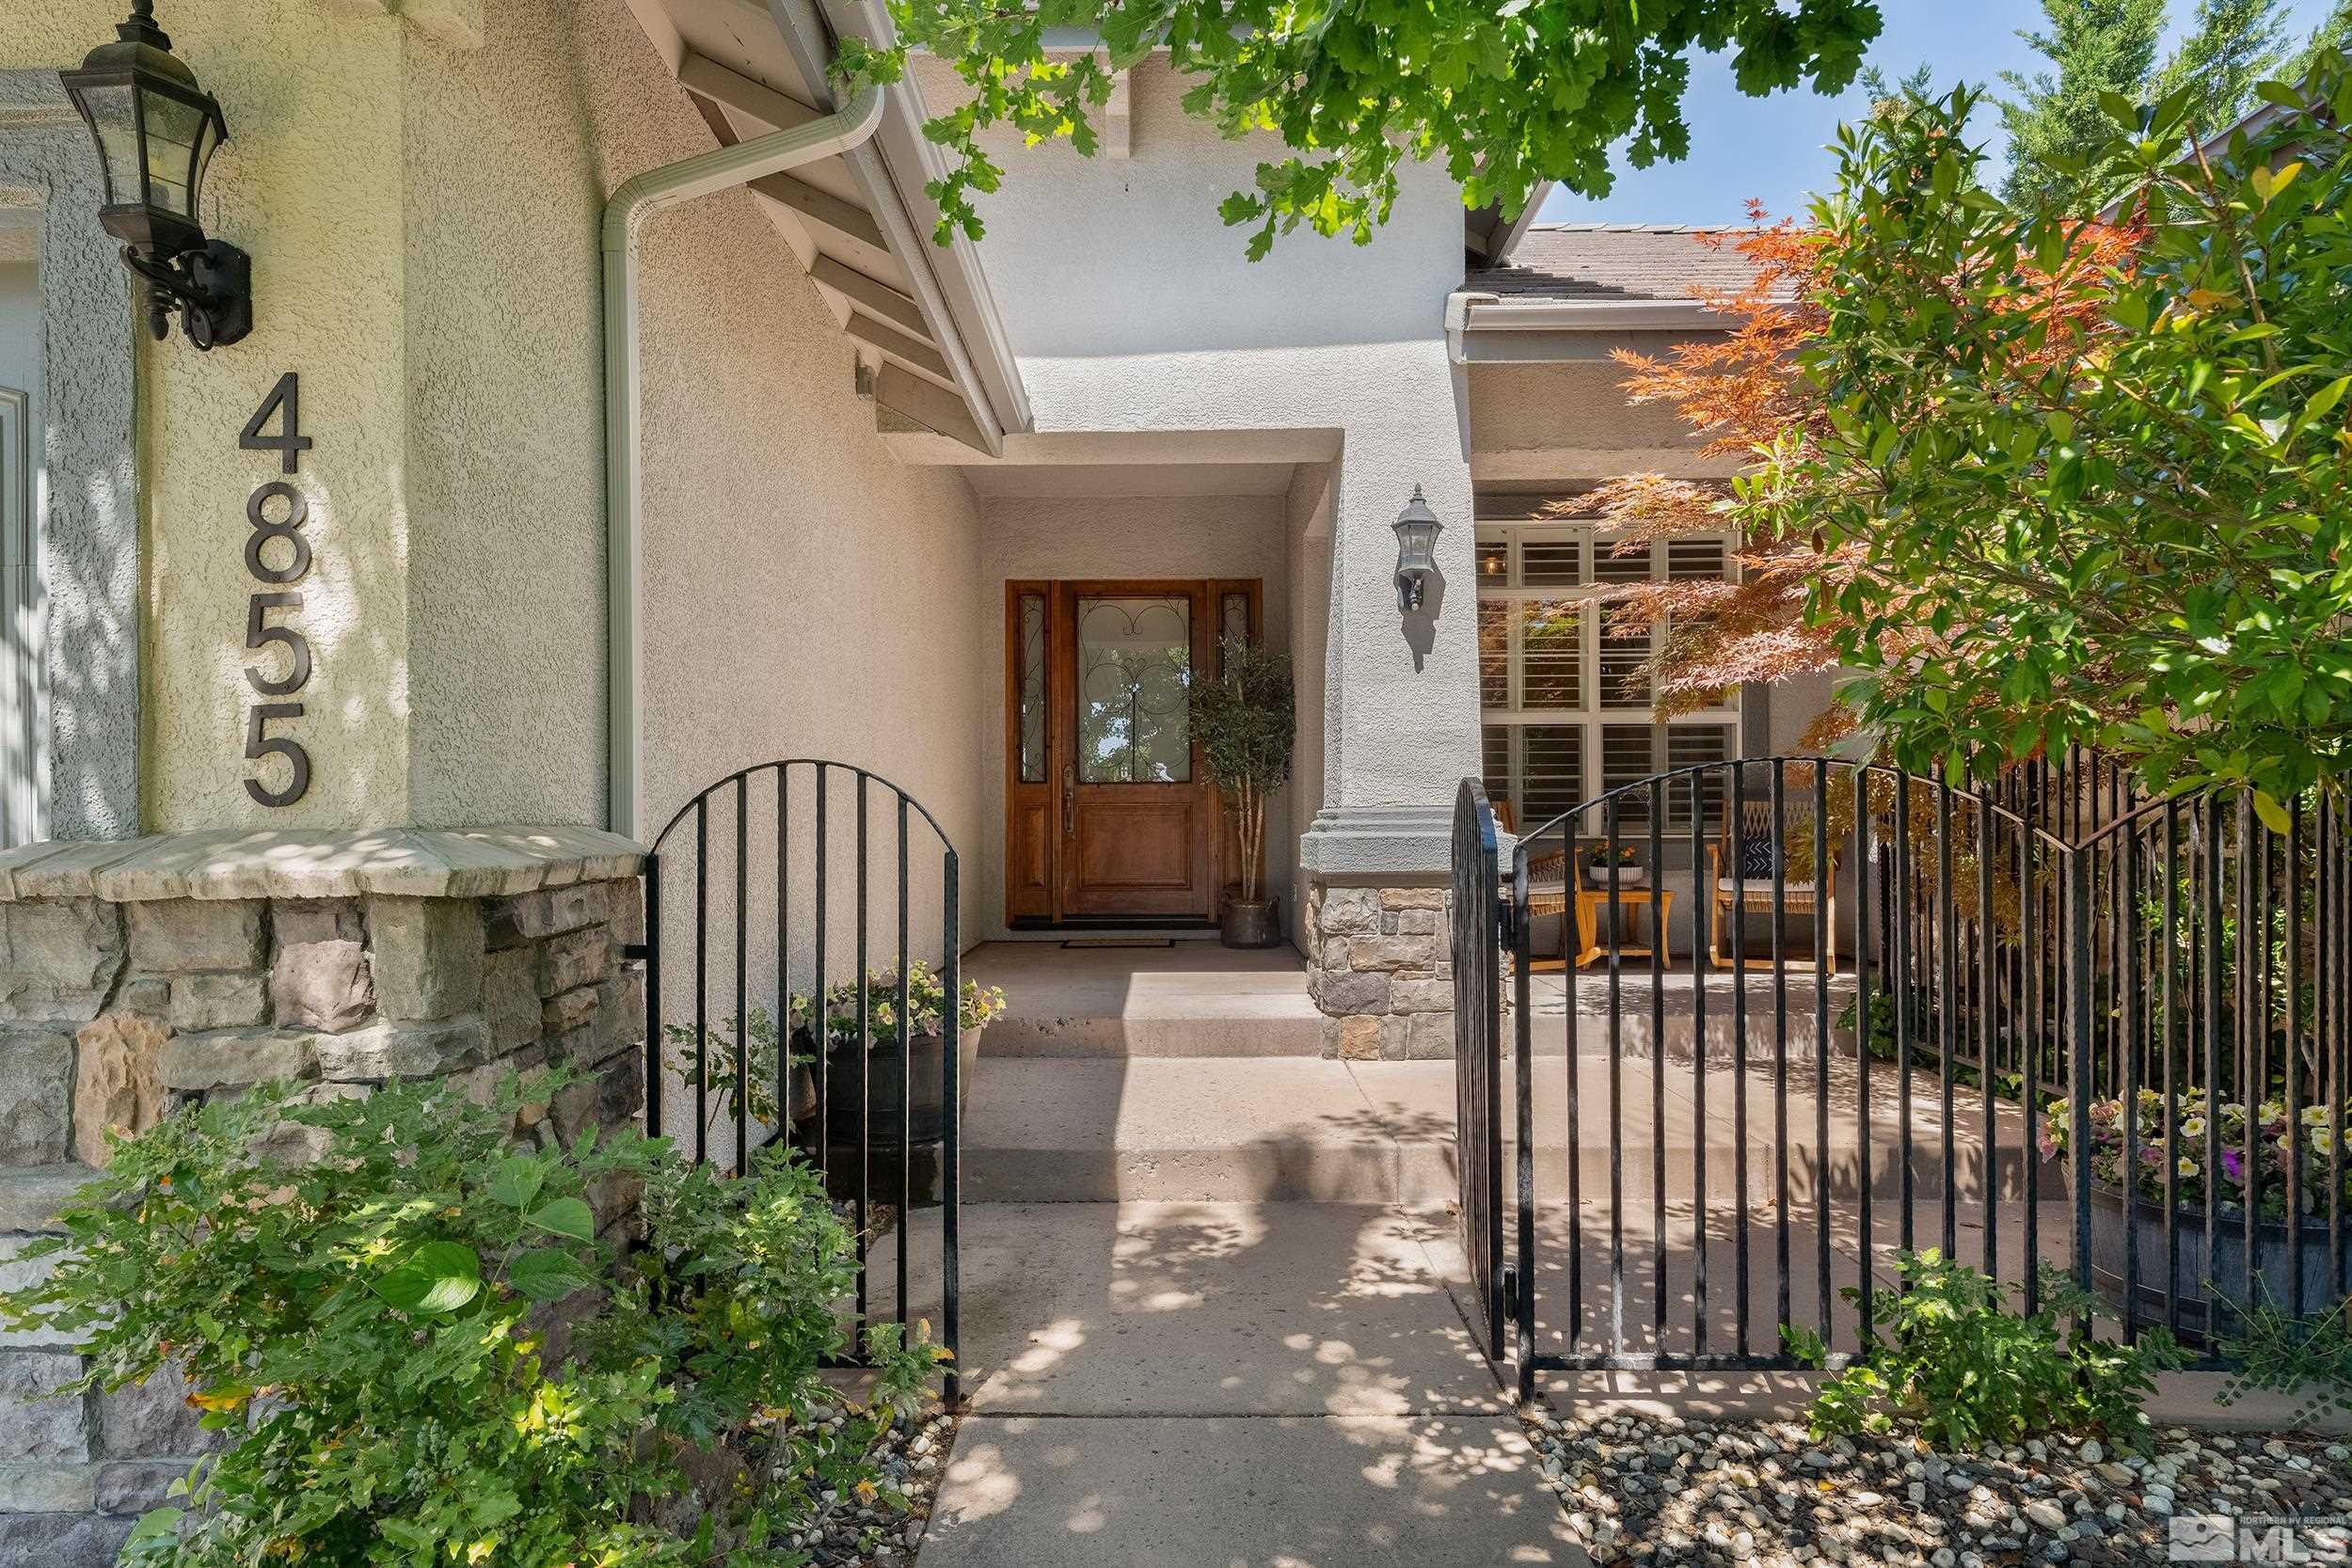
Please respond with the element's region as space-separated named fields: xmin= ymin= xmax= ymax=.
xmin=1060 ymin=937 xmax=1176 ymax=949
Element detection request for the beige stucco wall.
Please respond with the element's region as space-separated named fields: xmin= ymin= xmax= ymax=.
xmin=4 ymin=0 xmax=988 ymax=897
xmin=1468 ymin=358 xmax=1734 ymax=486
xmin=976 ymin=490 xmax=1291 ymax=938
xmin=4 ymin=2 xmax=414 ymax=832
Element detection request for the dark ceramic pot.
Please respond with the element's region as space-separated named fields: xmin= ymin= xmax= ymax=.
xmin=814 ymin=1023 xmax=984 ymax=1148
xmin=1221 ymin=896 xmax=1280 ymax=948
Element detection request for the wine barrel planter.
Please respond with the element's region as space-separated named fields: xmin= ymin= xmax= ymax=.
xmin=2083 ymin=1177 xmax=2352 ymax=1340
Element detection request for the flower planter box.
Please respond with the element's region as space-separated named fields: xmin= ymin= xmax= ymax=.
xmin=2083 ymin=1176 xmax=2352 ymax=1340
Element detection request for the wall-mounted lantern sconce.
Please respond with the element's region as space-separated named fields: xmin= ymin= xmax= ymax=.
xmin=61 ymin=2 xmax=249 ymax=350
xmin=1392 ymin=484 xmax=1443 ymax=612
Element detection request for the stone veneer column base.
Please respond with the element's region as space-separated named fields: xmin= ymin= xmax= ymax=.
xmin=1302 ymin=878 xmax=1454 ymax=1060
xmin=0 ymin=826 xmax=646 ymax=1566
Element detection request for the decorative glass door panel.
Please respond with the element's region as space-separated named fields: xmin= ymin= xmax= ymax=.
xmin=1075 ymin=595 xmax=1192 ymax=784
xmin=1003 ymin=578 xmax=1262 ymax=924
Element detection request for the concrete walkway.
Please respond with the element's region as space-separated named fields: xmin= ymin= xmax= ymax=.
xmin=898 ymin=1201 xmax=1584 ymax=1567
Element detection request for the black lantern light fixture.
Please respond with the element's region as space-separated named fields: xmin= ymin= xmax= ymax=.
xmin=1391 ymin=483 xmax=1443 ymax=612
xmin=60 ymin=1 xmax=248 ymax=349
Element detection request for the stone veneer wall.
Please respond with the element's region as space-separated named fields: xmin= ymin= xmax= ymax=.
xmin=1302 ymin=879 xmax=1454 ymax=1060
xmin=0 ymin=828 xmax=645 ymax=1566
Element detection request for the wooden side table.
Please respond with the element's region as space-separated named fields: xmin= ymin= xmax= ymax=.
xmin=1574 ymin=885 xmax=1676 ymax=969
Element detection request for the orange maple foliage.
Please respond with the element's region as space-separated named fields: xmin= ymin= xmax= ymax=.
xmin=1565 ymin=197 xmax=2137 ymax=749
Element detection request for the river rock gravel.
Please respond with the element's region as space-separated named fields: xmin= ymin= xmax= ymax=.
xmin=769 ymin=1401 xmax=958 ymax=1567
xmin=1524 ymin=1411 xmax=2351 ymax=1568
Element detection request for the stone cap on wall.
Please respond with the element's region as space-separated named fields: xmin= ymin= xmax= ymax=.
xmin=0 ymin=826 xmax=647 ymax=904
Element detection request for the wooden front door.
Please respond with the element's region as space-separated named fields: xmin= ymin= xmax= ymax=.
xmin=1004 ymin=578 xmax=1262 ymax=925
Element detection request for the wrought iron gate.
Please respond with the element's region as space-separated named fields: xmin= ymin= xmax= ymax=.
xmin=1452 ymin=756 xmax=2350 ymax=1403
xmin=1452 ymin=779 xmax=1504 ymax=1359
xmin=632 ymin=759 xmax=961 ymax=1404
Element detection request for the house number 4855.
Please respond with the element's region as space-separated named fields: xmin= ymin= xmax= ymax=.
xmin=237 ymin=372 xmax=316 ymax=807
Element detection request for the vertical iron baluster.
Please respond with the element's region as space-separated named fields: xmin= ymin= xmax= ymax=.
xmin=2242 ymin=794 xmax=2260 ymax=1335
xmin=1731 ymin=763 xmax=1752 ymax=1355
xmin=694 ymin=797 xmax=709 ymax=1167
xmin=790 ymin=766 xmax=800 ymax=1161
xmin=2164 ymin=800 xmax=2183 ymax=1338
xmin=1608 ymin=796 xmax=1627 ymax=1359
xmin=1692 ymin=770 xmax=1709 ymax=1355
xmin=2287 ymin=800 xmax=2305 ymax=1318
xmin=1512 ymin=835 xmax=1538 ymax=1404
xmin=1563 ymin=816 xmax=1583 ymax=1352
xmin=2022 ymin=819 xmax=2041 ymax=1317
xmin=644 ymin=850 xmax=663 ymax=1140
xmin=1938 ymin=782 xmax=1957 ymax=1261
xmin=942 ymin=847 xmax=962 ymax=1409
xmin=1649 ymin=779 xmax=1667 ymax=1351
xmin=1977 ymin=789 xmax=1998 ymax=1277
xmin=815 ymin=768 xmax=831 ymax=1177
xmin=2331 ymin=797 xmax=2347 ymax=1311
xmin=2068 ymin=847 xmax=2096 ymax=1314
xmin=1894 ymin=772 xmax=1915 ymax=1264
xmin=854 ymin=775 xmax=871 ymax=1341
xmin=1814 ymin=765 xmax=1833 ymax=1348
xmin=1772 ymin=760 xmax=1791 ymax=1341
xmin=776 ymin=768 xmax=789 ymax=1154
xmin=2203 ymin=796 xmax=2226 ymax=1338
xmin=735 ymin=773 xmax=751 ymax=1175
xmin=897 ymin=793 xmax=913 ymax=1329
xmin=2120 ymin=807 xmax=2141 ymax=1340
xmin=1853 ymin=772 xmax=1875 ymax=1344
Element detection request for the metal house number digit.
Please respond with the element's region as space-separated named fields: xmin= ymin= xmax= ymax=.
xmin=238 ymin=372 xmax=314 ymax=807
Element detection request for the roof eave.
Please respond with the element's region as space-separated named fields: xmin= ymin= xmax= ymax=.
xmin=771 ymin=0 xmax=1033 ymax=444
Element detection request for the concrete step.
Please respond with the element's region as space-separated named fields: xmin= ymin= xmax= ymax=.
xmin=960 ymin=1054 xmax=2037 ymax=1206
xmin=967 ymin=940 xmax=1325 ymax=1057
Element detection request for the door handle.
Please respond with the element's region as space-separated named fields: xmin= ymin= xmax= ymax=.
xmin=1062 ymin=765 xmax=1076 ymax=834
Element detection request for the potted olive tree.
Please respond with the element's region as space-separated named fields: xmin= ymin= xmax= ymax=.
xmin=1191 ymin=636 xmax=1295 ymax=948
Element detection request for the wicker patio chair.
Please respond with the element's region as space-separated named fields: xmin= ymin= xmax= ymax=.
xmin=1497 ymin=800 xmax=1576 ymax=971
xmin=1708 ymin=793 xmax=1837 ymax=971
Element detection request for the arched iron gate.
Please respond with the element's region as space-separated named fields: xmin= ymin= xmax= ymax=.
xmin=1453 ymin=757 xmax=2349 ymax=1404
xmin=631 ymin=759 xmax=961 ymax=1404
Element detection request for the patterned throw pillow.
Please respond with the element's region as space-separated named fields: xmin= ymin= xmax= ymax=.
xmin=1739 ymin=832 xmax=1783 ymax=880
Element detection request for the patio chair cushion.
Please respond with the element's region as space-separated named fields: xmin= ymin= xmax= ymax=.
xmin=1739 ymin=832 xmax=1784 ymax=880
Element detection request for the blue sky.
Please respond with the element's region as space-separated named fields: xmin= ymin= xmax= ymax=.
xmin=1537 ymin=0 xmax=2344 ymax=226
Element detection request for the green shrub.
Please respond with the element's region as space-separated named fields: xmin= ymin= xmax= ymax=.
xmin=0 ymin=1072 xmax=940 ymax=1567
xmin=1784 ymin=1249 xmax=2181 ymax=1452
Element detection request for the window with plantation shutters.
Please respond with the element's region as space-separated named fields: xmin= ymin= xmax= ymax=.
xmin=1475 ymin=501 xmax=1740 ymax=834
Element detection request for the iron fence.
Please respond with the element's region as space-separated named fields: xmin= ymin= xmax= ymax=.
xmin=1454 ymin=756 xmax=2350 ymax=1402
xmin=634 ymin=759 xmax=961 ymax=1404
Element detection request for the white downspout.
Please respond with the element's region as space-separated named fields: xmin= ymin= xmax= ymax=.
xmin=602 ymin=84 xmax=884 ymax=840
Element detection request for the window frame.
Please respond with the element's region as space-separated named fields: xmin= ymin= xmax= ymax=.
xmin=1476 ymin=511 xmax=1740 ymax=834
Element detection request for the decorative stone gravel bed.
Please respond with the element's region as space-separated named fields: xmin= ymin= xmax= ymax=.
xmin=769 ymin=1401 xmax=958 ymax=1566
xmin=1527 ymin=1410 xmax=2351 ymax=1567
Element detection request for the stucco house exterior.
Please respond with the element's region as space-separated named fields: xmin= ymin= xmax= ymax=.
xmin=0 ymin=0 xmax=1830 ymax=1550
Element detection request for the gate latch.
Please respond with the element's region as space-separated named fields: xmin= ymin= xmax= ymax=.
xmin=1501 ymin=1263 xmax=1522 ymax=1322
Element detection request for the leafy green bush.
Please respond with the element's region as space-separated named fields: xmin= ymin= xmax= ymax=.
xmin=0 ymin=1072 xmax=940 ymax=1567
xmin=2217 ymin=1291 xmax=2352 ymax=1429
xmin=1784 ymin=1250 xmax=2181 ymax=1452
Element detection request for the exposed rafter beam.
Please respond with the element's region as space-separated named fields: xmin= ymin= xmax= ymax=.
xmin=1104 ymin=68 xmax=1132 ymax=159
xmin=845 ymin=312 xmax=954 ymax=384
xmin=678 ymin=51 xmax=823 ymax=135
xmin=810 ymin=255 xmax=930 ymax=340
xmin=747 ymin=172 xmax=888 ymax=252
xmin=873 ymin=363 xmax=989 ymax=452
